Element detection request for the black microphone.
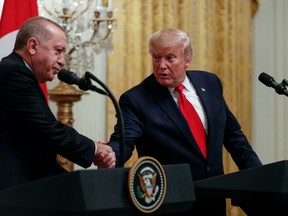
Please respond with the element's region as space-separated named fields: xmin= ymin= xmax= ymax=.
xmin=58 ymin=69 xmax=107 ymax=95
xmin=58 ymin=69 xmax=80 ymax=85
xmin=258 ymin=72 xmax=288 ymax=97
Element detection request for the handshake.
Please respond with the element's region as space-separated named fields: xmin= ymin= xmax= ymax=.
xmin=93 ymin=141 xmax=116 ymax=168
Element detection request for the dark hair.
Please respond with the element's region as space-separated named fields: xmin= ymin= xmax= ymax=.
xmin=14 ymin=16 xmax=65 ymax=50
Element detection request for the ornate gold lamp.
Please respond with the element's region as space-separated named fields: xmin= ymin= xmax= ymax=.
xmin=38 ymin=0 xmax=117 ymax=171
xmin=48 ymin=83 xmax=86 ymax=171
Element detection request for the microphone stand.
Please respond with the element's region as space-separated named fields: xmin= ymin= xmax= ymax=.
xmin=79 ymin=71 xmax=125 ymax=167
xmin=277 ymin=79 xmax=288 ymax=97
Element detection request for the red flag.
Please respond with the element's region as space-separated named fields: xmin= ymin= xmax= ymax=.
xmin=0 ymin=0 xmax=49 ymax=103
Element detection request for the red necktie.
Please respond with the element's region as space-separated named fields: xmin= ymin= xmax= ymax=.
xmin=175 ymin=84 xmax=207 ymax=158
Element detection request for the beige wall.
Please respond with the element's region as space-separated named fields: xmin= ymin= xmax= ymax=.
xmin=252 ymin=0 xmax=288 ymax=164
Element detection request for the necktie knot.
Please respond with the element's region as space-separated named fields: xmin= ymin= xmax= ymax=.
xmin=175 ymin=84 xmax=185 ymax=93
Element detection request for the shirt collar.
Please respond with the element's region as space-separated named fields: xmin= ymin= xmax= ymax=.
xmin=23 ymin=59 xmax=33 ymax=73
xmin=168 ymin=76 xmax=192 ymax=93
xmin=182 ymin=76 xmax=193 ymax=92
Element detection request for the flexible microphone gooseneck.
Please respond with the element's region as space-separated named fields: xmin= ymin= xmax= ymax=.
xmin=58 ymin=69 xmax=125 ymax=167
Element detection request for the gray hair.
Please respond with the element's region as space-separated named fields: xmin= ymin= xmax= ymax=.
xmin=14 ymin=16 xmax=65 ymax=50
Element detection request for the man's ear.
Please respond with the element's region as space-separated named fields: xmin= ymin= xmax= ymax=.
xmin=185 ymin=58 xmax=191 ymax=68
xmin=27 ymin=37 xmax=38 ymax=55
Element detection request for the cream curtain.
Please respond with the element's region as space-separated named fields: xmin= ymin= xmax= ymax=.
xmin=106 ymin=1 xmax=259 ymax=215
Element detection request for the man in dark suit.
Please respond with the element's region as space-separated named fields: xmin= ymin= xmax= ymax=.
xmin=108 ymin=28 xmax=262 ymax=215
xmin=0 ymin=16 xmax=115 ymax=190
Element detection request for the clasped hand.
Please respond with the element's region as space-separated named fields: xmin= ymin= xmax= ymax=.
xmin=93 ymin=141 xmax=116 ymax=168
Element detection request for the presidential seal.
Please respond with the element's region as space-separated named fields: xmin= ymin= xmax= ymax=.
xmin=128 ymin=156 xmax=166 ymax=213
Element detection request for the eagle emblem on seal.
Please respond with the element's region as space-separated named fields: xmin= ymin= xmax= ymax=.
xmin=128 ymin=156 xmax=166 ymax=213
xmin=137 ymin=166 xmax=159 ymax=204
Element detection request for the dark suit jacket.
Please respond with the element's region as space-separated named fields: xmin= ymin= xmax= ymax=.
xmin=0 ymin=52 xmax=95 ymax=190
xmin=109 ymin=70 xmax=262 ymax=215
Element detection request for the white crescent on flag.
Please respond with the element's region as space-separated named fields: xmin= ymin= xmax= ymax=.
xmin=0 ymin=0 xmax=48 ymax=102
xmin=0 ymin=30 xmax=18 ymax=59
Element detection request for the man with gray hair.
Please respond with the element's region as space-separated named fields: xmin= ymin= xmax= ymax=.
xmin=0 ymin=16 xmax=115 ymax=190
